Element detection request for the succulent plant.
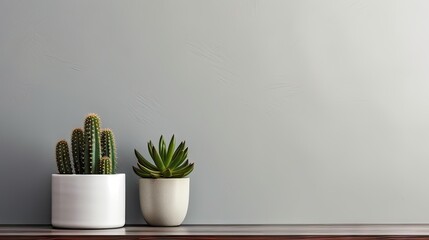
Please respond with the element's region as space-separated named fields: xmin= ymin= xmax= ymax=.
xmin=55 ymin=113 xmax=117 ymax=175
xmin=56 ymin=140 xmax=73 ymax=174
xmin=99 ymin=156 xmax=112 ymax=174
xmin=133 ymin=135 xmax=194 ymax=178
xmin=84 ymin=114 xmax=101 ymax=174
xmin=71 ymin=128 xmax=85 ymax=174
xmin=101 ymin=129 xmax=117 ymax=174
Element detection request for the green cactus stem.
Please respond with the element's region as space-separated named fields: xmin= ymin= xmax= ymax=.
xmin=55 ymin=113 xmax=118 ymax=175
xmin=99 ymin=156 xmax=112 ymax=174
xmin=101 ymin=129 xmax=117 ymax=174
xmin=84 ymin=114 xmax=101 ymax=174
xmin=56 ymin=140 xmax=73 ymax=174
xmin=71 ymin=128 xmax=85 ymax=174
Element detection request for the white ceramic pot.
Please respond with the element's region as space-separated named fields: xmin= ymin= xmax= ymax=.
xmin=139 ymin=178 xmax=190 ymax=226
xmin=51 ymin=174 xmax=126 ymax=229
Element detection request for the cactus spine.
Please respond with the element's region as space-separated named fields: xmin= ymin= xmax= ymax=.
xmin=101 ymin=129 xmax=117 ymax=174
xmin=56 ymin=140 xmax=73 ymax=174
xmin=99 ymin=156 xmax=112 ymax=174
xmin=84 ymin=114 xmax=101 ymax=174
xmin=71 ymin=128 xmax=85 ymax=174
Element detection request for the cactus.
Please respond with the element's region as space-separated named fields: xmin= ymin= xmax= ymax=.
xmin=55 ymin=113 xmax=118 ymax=175
xmin=101 ymin=129 xmax=117 ymax=174
xmin=99 ymin=156 xmax=112 ymax=174
xmin=133 ymin=135 xmax=194 ymax=178
xmin=84 ymin=114 xmax=101 ymax=174
xmin=71 ymin=128 xmax=85 ymax=174
xmin=56 ymin=140 xmax=73 ymax=174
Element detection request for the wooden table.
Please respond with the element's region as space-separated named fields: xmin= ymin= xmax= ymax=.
xmin=2 ymin=225 xmax=429 ymax=239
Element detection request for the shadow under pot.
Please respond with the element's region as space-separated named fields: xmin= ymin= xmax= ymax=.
xmin=139 ymin=178 xmax=190 ymax=226
xmin=51 ymin=174 xmax=126 ymax=229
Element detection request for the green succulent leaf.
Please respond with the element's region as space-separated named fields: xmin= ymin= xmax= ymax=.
xmin=147 ymin=141 xmax=155 ymax=159
xmin=169 ymin=148 xmax=188 ymax=170
xmin=159 ymin=135 xmax=167 ymax=162
xmin=134 ymin=149 xmax=158 ymax=171
xmin=175 ymin=160 xmax=190 ymax=171
xmin=151 ymin=146 xmax=166 ymax=172
xmin=164 ymin=135 xmax=175 ymax=167
xmin=132 ymin=166 xmax=151 ymax=178
xmin=137 ymin=162 xmax=161 ymax=175
xmin=149 ymin=172 xmax=162 ymax=178
xmin=172 ymin=163 xmax=194 ymax=177
xmin=163 ymin=168 xmax=173 ymax=177
xmin=182 ymin=147 xmax=188 ymax=161
xmin=171 ymin=141 xmax=184 ymax=163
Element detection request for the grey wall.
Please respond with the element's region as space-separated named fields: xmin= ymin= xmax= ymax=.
xmin=1 ymin=0 xmax=429 ymax=224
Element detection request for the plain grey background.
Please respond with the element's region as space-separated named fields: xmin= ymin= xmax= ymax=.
xmin=1 ymin=0 xmax=429 ymax=224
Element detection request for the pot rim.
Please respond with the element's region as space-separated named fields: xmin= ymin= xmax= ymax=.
xmin=52 ymin=173 xmax=125 ymax=177
xmin=139 ymin=177 xmax=189 ymax=181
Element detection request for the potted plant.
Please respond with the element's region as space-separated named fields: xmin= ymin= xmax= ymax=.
xmin=52 ymin=113 xmax=125 ymax=229
xmin=132 ymin=135 xmax=194 ymax=226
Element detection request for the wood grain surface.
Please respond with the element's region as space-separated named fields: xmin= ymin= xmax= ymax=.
xmin=2 ymin=236 xmax=429 ymax=240
xmin=2 ymin=225 xmax=429 ymax=239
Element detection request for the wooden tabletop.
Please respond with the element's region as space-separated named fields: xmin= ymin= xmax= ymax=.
xmin=2 ymin=225 xmax=429 ymax=239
